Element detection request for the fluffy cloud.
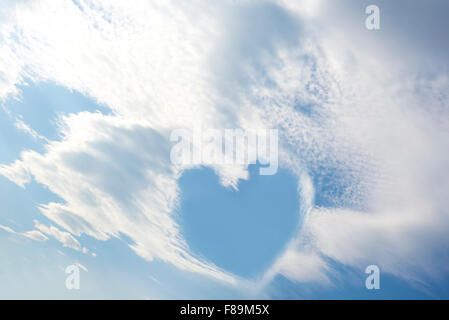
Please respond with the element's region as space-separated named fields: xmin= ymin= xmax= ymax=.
xmin=0 ymin=0 xmax=448 ymax=292
xmin=261 ymin=1 xmax=449 ymax=287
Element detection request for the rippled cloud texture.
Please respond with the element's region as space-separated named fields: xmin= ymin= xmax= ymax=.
xmin=1 ymin=0 xmax=449 ymax=298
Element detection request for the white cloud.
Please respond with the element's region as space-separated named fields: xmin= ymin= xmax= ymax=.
xmin=0 ymin=224 xmax=48 ymax=242
xmin=0 ymin=0 xmax=448 ymax=293
xmin=0 ymin=160 xmax=31 ymax=187
xmin=275 ymin=249 xmax=331 ymax=284
xmin=13 ymin=117 xmax=49 ymax=142
xmin=254 ymin=1 xmax=449 ymax=288
xmin=0 ymin=225 xmax=16 ymax=234
xmin=23 ymin=230 xmax=49 ymax=242
xmin=34 ymin=221 xmax=85 ymax=252
xmin=76 ymin=262 xmax=88 ymax=272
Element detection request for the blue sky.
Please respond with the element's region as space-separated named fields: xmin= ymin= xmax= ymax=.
xmin=178 ymin=164 xmax=299 ymax=278
xmin=1 ymin=0 xmax=449 ymax=299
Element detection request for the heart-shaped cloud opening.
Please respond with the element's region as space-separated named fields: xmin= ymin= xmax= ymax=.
xmin=177 ymin=164 xmax=300 ymax=278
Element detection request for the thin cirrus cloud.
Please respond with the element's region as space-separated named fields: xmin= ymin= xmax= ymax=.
xmin=0 ymin=220 xmax=92 ymax=253
xmin=0 ymin=224 xmax=48 ymax=242
xmin=0 ymin=0 xmax=448 ymax=296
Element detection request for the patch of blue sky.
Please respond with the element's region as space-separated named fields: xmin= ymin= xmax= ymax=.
xmin=1 ymin=80 xmax=109 ymax=147
xmin=81 ymin=235 xmax=245 ymax=299
xmin=0 ymin=105 xmax=42 ymax=164
xmin=0 ymin=230 xmax=159 ymax=299
xmin=0 ymin=225 xmax=248 ymax=299
xmin=267 ymin=258 xmax=449 ymax=299
xmin=177 ymin=164 xmax=300 ymax=279
xmin=0 ymin=183 xmax=247 ymax=299
xmin=0 ymin=174 xmax=62 ymax=231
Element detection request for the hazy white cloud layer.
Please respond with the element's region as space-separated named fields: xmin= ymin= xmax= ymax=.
xmin=1 ymin=0 xmax=448 ymax=292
